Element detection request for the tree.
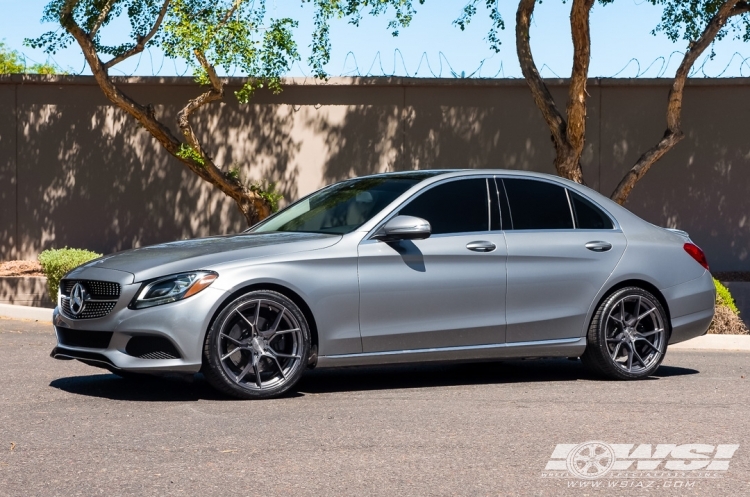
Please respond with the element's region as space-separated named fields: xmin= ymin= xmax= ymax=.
xmin=0 ymin=41 xmax=62 ymax=74
xmin=457 ymin=0 xmax=750 ymax=205
xmin=611 ymin=0 xmax=750 ymax=204
xmin=27 ymin=0 xmax=423 ymax=226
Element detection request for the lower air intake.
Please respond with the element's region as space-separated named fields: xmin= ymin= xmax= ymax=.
xmin=125 ymin=336 xmax=181 ymax=360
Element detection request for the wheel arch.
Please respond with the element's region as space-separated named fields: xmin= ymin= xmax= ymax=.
xmin=203 ymin=282 xmax=319 ymax=366
xmin=591 ymin=279 xmax=672 ymax=338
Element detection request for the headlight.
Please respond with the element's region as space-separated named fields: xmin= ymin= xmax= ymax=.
xmin=130 ymin=271 xmax=218 ymax=309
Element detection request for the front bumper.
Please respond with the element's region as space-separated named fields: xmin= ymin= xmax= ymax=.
xmin=51 ymin=284 xmax=227 ymax=373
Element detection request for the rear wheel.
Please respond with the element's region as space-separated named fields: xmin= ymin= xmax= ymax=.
xmin=203 ymin=290 xmax=310 ymax=399
xmin=581 ymin=287 xmax=668 ymax=380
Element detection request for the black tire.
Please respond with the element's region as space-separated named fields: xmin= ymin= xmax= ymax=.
xmin=203 ymin=290 xmax=311 ymax=399
xmin=581 ymin=287 xmax=668 ymax=380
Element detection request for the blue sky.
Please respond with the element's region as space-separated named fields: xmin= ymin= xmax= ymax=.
xmin=2 ymin=0 xmax=749 ymax=78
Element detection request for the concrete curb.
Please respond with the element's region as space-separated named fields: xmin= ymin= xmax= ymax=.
xmin=670 ymin=334 xmax=750 ymax=351
xmin=0 ymin=304 xmax=53 ymax=322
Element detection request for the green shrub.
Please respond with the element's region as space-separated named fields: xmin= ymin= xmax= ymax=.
xmin=713 ymin=278 xmax=739 ymax=315
xmin=38 ymin=248 xmax=102 ymax=302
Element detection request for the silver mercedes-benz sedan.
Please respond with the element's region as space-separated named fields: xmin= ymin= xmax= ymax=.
xmin=51 ymin=170 xmax=715 ymax=399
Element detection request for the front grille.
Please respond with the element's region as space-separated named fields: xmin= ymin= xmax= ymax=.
xmin=125 ymin=336 xmax=181 ymax=360
xmin=61 ymin=299 xmax=117 ymax=319
xmin=57 ymin=328 xmax=113 ymax=349
xmin=61 ymin=280 xmax=120 ymax=298
xmin=60 ymin=279 xmax=120 ymax=320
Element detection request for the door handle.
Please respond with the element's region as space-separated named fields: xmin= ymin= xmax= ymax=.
xmin=585 ymin=241 xmax=612 ymax=252
xmin=466 ymin=241 xmax=496 ymax=253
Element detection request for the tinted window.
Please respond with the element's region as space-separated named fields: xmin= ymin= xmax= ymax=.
xmin=502 ymin=178 xmax=573 ymax=230
xmin=489 ymin=178 xmax=501 ymax=231
xmin=570 ymin=191 xmax=614 ymax=229
xmin=399 ymin=179 xmax=489 ymax=235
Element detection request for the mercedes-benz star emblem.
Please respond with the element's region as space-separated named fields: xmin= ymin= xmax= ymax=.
xmin=69 ymin=283 xmax=89 ymax=316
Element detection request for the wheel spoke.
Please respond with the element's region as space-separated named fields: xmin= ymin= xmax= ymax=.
xmin=253 ymin=300 xmax=262 ymax=327
xmin=638 ymin=339 xmax=660 ymax=353
xmin=235 ymin=360 xmax=254 ymax=383
xmin=619 ymin=299 xmax=626 ymax=323
xmin=220 ymin=347 xmax=241 ymax=361
xmin=235 ymin=308 xmax=255 ymax=331
xmin=611 ymin=342 xmax=622 ymax=361
xmin=220 ymin=333 xmax=244 ymax=346
xmin=264 ymin=327 xmax=301 ymax=340
xmin=632 ymin=347 xmax=647 ymax=367
xmin=637 ymin=328 xmax=663 ymax=338
xmin=269 ymin=354 xmax=287 ymax=380
xmin=635 ymin=307 xmax=656 ymax=326
xmin=626 ymin=343 xmax=634 ymax=372
xmin=633 ymin=296 xmax=642 ymax=324
xmin=271 ymin=352 xmax=301 ymax=359
xmin=253 ymin=361 xmax=262 ymax=388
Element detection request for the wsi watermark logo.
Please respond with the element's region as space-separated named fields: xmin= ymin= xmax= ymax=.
xmin=541 ymin=442 xmax=739 ymax=488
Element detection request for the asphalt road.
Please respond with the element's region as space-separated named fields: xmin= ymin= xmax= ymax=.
xmin=1 ymin=317 xmax=748 ymax=497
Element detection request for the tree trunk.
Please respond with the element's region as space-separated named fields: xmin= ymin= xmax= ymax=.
xmin=610 ymin=0 xmax=746 ymax=205
xmin=516 ymin=0 xmax=594 ymax=184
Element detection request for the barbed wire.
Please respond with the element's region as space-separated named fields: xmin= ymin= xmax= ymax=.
xmin=11 ymin=46 xmax=750 ymax=79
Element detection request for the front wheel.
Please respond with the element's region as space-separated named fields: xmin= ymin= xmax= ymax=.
xmin=203 ymin=290 xmax=310 ymax=399
xmin=581 ymin=287 xmax=668 ymax=380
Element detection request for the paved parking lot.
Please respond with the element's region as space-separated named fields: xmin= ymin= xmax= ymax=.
xmin=1 ymin=317 xmax=748 ymax=496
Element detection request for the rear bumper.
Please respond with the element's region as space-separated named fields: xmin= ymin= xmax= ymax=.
xmin=663 ymin=270 xmax=715 ymax=345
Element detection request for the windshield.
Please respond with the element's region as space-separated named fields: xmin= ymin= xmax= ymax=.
xmin=252 ymin=174 xmax=437 ymax=235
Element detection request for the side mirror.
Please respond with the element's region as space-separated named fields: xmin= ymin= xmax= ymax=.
xmin=374 ymin=215 xmax=432 ymax=241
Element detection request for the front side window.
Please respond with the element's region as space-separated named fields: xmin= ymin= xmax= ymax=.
xmin=398 ymin=178 xmax=489 ymax=235
xmin=502 ymin=178 xmax=574 ymax=230
xmin=253 ymin=175 xmax=435 ymax=234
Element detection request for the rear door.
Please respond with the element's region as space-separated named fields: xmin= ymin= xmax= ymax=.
xmin=500 ymin=177 xmax=626 ymax=342
xmin=357 ymin=177 xmax=508 ymax=352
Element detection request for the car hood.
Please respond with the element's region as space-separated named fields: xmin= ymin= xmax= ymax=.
xmin=75 ymin=232 xmax=341 ymax=282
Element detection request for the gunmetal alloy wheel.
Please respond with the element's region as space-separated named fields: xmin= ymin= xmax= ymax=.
xmin=581 ymin=287 xmax=668 ymax=380
xmin=203 ymin=290 xmax=310 ymax=399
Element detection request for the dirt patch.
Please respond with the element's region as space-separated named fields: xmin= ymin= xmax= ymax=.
xmin=0 ymin=261 xmax=44 ymax=277
xmin=713 ymin=272 xmax=750 ymax=282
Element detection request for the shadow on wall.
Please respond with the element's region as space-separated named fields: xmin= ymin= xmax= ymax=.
xmin=5 ymin=78 xmax=749 ymax=271
xmin=600 ymin=84 xmax=750 ymax=271
xmin=15 ymin=82 xmax=301 ymax=259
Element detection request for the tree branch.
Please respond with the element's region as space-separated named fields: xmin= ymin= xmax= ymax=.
xmin=515 ymin=0 xmax=574 ymax=177
xmin=90 ymin=0 xmax=115 ymax=36
xmin=176 ymin=50 xmax=270 ymax=223
xmin=103 ymin=0 xmax=170 ymax=69
xmin=217 ymin=0 xmax=243 ymax=30
xmin=610 ymin=0 xmax=743 ymax=204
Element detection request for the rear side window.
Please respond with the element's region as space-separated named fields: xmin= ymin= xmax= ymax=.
xmin=570 ymin=191 xmax=614 ymax=229
xmin=399 ymin=178 xmax=489 ymax=235
xmin=502 ymin=178 xmax=573 ymax=230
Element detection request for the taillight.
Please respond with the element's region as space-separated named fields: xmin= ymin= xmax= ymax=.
xmin=684 ymin=243 xmax=709 ymax=270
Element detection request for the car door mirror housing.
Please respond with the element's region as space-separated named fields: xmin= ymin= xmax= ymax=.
xmin=374 ymin=215 xmax=432 ymax=241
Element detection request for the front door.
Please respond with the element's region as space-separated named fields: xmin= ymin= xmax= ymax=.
xmin=357 ymin=177 xmax=507 ymax=352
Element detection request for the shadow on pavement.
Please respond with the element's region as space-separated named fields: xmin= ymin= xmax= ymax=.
xmin=295 ymin=359 xmax=700 ymax=394
xmin=49 ymin=373 xmax=232 ymax=402
xmin=49 ymin=358 xmax=699 ymax=401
